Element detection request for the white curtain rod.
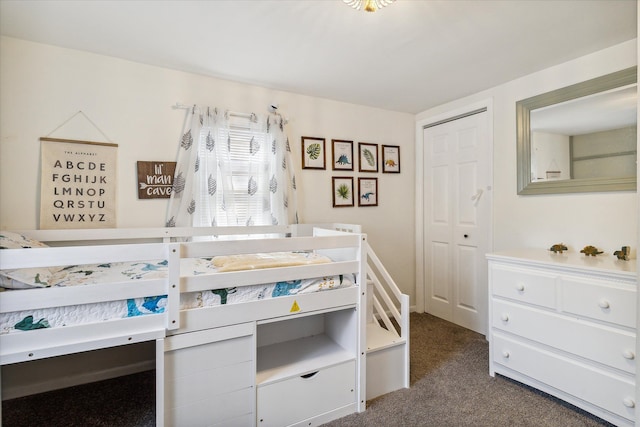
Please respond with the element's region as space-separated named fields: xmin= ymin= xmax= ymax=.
xmin=172 ymin=103 xmax=288 ymax=124
xmin=172 ymin=103 xmax=252 ymax=118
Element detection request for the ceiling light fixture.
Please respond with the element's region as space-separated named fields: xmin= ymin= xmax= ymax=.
xmin=343 ymin=0 xmax=396 ymax=13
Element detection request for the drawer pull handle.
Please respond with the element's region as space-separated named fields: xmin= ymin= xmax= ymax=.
xmin=500 ymin=313 xmax=509 ymax=322
xmin=623 ymin=349 xmax=635 ymax=360
xmin=300 ymin=371 xmax=319 ymax=379
xmin=623 ymin=397 xmax=636 ymax=408
xmin=598 ymin=300 xmax=610 ymax=309
xmin=516 ymin=283 xmax=525 ymax=292
xmin=502 ymin=351 xmax=510 ymax=359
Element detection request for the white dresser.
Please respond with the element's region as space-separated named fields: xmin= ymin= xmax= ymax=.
xmin=487 ymin=249 xmax=638 ymax=426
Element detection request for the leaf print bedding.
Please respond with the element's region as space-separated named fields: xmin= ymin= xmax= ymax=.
xmin=0 ymin=256 xmax=354 ymax=335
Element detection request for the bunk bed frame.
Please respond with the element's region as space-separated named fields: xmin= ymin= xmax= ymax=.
xmin=0 ymin=223 xmax=410 ymax=425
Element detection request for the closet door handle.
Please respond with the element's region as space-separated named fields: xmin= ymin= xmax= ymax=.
xmin=623 ymin=397 xmax=636 ymax=408
xmin=598 ymin=299 xmax=610 ymax=309
xmin=471 ymin=189 xmax=483 ymax=205
xmin=623 ymin=349 xmax=635 ymax=360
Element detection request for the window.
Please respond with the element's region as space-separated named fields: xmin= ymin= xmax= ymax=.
xmin=195 ymin=114 xmax=271 ymax=227
xmin=168 ymin=107 xmax=296 ymax=229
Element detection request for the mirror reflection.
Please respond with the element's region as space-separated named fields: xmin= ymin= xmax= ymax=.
xmin=517 ymin=66 xmax=637 ymax=195
xmin=530 ymin=85 xmax=637 ymax=182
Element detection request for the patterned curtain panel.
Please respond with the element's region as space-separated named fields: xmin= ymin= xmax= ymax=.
xmin=166 ymin=105 xmax=298 ymax=228
xmin=261 ymin=113 xmax=299 ymax=226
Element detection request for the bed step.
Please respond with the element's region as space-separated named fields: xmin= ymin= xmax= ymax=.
xmin=366 ymin=321 xmax=405 ymax=353
xmin=366 ymin=322 xmax=408 ymax=400
xmin=364 ymin=246 xmax=410 ymax=401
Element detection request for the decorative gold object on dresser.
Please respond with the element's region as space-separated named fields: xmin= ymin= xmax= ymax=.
xmin=614 ymin=246 xmax=631 ymax=261
xmin=580 ymin=245 xmax=603 ymax=256
xmin=487 ymin=250 xmax=637 ymax=426
xmin=548 ymin=243 xmax=568 ymax=253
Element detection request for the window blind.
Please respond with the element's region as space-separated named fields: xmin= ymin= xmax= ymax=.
xmin=196 ymin=114 xmax=269 ymax=226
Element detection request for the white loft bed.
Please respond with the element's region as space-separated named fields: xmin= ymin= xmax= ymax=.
xmin=0 ymin=223 xmax=410 ymax=425
xmin=0 ymin=224 xmax=366 ymax=426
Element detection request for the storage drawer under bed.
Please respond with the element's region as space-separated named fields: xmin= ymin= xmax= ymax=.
xmin=257 ymin=360 xmax=356 ymax=427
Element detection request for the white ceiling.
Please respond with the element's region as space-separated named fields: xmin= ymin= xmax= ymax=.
xmin=0 ymin=0 xmax=636 ymax=114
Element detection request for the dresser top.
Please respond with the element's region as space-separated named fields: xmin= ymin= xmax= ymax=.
xmin=487 ymin=248 xmax=637 ymax=276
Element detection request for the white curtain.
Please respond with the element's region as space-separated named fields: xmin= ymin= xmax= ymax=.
xmin=166 ymin=105 xmax=298 ymax=228
xmin=261 ymin=113 xmax=299 ymax=226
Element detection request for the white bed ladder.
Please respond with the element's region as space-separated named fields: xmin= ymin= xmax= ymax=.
xmin=365 ymin=246 xmax=410 ymax=400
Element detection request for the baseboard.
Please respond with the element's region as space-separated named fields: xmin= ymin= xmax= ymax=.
xmin=2 ymin=359 xmax=155 ymax=400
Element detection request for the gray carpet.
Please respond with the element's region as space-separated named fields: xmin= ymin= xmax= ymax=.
xmin=2 ymin=313 xmax=612 ymax=426
xmin=2 ymin=369 xmax=155 ymax=426
xmin=323 ymin=312 xmax=612 ymax=427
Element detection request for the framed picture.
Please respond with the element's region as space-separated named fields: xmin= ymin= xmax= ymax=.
xmin=358 ymin=177 xmax=378 ymax=207
xmin=358 ymin=142 xmax=378 ymax=172
xmin=331 ymin=139 xmax=354 ymax=171
xmin=382 ymin=145 xmax=401 ymax=173
xmin=332 ymin=176 xmax=354 ymax=207
xmin=301 ymin=136 xmax=326 ymax=169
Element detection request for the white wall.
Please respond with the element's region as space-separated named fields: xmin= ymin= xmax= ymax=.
xmin=0 ymin=36 xmax=415 ymax=300
xmin=0 ymin=36 xmax=415 ymax=397
xmin=417 ymin=39 xmax=638 ymax=257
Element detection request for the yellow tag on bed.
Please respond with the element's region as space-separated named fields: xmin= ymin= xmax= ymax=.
xmin=290 ymin=300 xmax=301 ymax=313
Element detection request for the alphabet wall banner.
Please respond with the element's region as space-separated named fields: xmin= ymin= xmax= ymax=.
xmin=39 ymin=137 xmax=118 ymax=229
xmin=137 ymin=161 xmax=176 ymax=199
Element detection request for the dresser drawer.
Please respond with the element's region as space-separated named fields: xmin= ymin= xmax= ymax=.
xmin=561 ymin=277 xmax=636 ymax=328
xmin=257 ymin=360 xmax=356 ymax=426
xmin=490 ymin=264 xmax=557 ymax=308
xmin=493 ymin=333 xmax=636 ymax=421
xmin=492 ymin=300 xmax=636 ymax=374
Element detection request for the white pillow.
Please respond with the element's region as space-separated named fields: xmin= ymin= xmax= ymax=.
xmin=0 ymin=231 xmax=48 ymax=249
xmin=0 ymin=231 xmax=51 ymax=288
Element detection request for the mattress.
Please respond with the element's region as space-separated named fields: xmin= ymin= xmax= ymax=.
xmin=0 ymin=243 xmax=355 ymax=335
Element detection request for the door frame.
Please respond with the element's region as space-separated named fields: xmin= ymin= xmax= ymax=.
xmin=415 ymin=99 xmax=494 ymax=314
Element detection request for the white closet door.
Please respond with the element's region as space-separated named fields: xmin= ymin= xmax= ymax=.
xmin=423 ymin=110 xmax=491 ymax=335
